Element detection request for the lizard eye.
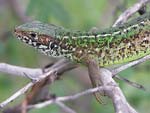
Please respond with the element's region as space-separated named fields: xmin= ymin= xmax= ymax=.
xmin=30 ymin=33 xmax=37 ymax=38
xmin=50 ymin=43 xmax=55 ymax=49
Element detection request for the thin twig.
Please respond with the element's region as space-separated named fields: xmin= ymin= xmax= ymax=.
xmin=0 ymin=82 xmax=33 ymax=108
xmin=115 ymin=75 xmax=145 ymax=90
xmin=28 ymin=86 xmax=113 ymax=109
xmin=111 ymin=54 xmax=150 ymax=75
xmin=0 ymin=63 xmax=42 ymax=78
xmin=113 ymin=0 xmax=150 ymax=27
xmin=0 ymin=70 xmax=55 ymax=108
xmin=0 ymin=59 xmax=77 ymax=108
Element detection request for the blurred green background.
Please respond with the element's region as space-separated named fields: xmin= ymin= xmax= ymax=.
xmin=0 ymin=0 xmax=150 ymax=113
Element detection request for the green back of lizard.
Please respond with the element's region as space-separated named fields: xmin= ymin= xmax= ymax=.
xmin=14 ymin=13 xmax=150 ymax=67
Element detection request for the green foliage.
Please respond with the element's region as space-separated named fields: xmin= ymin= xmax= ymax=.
xmin=29 ymin=104 xmax=60 ymax=113
xmin=27 ymin=0 xmax=71 ymax=24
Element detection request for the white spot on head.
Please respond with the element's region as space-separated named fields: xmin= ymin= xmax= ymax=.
xmin=28 ymin=39 xmax=32 ymax=44
xmin=140 ymin=21 xmax=145 ymax=24
xmin=22 ymin=39 xmax=26 ymax=42
xmin=38 ymin=45 xmax=48 ymax=49
xmin=32 ymin=42 xmax=37 ymax=46
xmin=17 ymin=36 xmax=21 ymax=40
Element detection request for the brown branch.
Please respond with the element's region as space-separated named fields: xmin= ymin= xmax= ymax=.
xmin=1 ymin=59 xmax=77 ymax=113
xmin=86 ymin=59 xmax=138 ymax=113
xmin=28 ymin=86 xmax=113 ymax=108
xmin=1 ymin=53 xmax=149 ymax=112
xmin=0 ymin=63 xmax=42 ymax=78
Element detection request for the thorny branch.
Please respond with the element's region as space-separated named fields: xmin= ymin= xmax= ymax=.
xmin=0 ymin=0 xmax=149 ymax=113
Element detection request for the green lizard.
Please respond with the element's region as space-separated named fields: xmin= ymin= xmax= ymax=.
xmin=14 ymin=12 xmax=150 ymax=103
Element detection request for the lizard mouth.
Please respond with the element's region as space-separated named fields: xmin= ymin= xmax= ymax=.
xmin=14 ymin=28 xmax=36 ymax=46
xmin=14 ymin=31 xmax=29 ymax=43
xmin=14 ymin=31 xmax=37 ymax=48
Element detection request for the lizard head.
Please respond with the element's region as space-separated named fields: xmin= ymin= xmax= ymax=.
xmin=14 ymin=21 xmax=62 ymax=47
xmin=14 ymin=21 xmax=65 ymax=56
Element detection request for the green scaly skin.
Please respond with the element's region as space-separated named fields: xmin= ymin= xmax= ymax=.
xmin=14 ymin=12 xmax=150 ymax=104
xmin=14 ymin=13 xmax=150 ymax=67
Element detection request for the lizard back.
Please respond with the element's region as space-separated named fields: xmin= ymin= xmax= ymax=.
xmin=14 ymin=13 xmax=150 ymax=66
